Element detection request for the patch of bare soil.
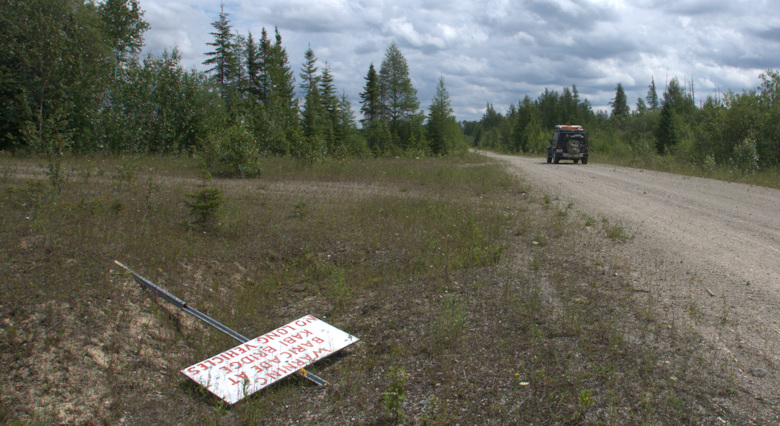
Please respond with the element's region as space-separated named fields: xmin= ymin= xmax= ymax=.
xmin=483 ymin=152 xmax=780 ymax=415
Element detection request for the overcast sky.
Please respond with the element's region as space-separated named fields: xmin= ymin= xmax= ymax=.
xmin=139 ymin=0 xmax=780 ymax=122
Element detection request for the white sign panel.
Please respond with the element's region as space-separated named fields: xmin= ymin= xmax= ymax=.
xmin=182 ymin=315 xmax=358 ymax=404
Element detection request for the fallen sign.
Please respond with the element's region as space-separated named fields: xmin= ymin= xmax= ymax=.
xmin=183 ymin=315 xmax=358 ymax=404
xmin=114 ymin=260 xmax=359 ymax=404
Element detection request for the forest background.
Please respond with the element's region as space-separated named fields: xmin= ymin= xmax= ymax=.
xmin=2 ymin=0 xmax=778 ymax=180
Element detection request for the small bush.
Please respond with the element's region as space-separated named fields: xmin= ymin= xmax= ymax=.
xmin=185 ymin=187 xmax=223 ymax=227
xmin=731 ymin=134 xmax=760 ymax=174
xmin=201 ymin=122 xmax=262 ymax=177
xmin=382 ymin=367 xmax=408 ymax=424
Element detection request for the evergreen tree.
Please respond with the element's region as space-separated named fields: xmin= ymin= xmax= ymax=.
xmin=655 ymin=100 xmax=679 ymax=154
xmin=378 ymin=43 xmax=419 ymax=126
xmin=231 ymin=32 xmax=247 ymax=96
xmin=646 ymin=76 xmax=659 ymax=110
xmin=537 ymin=88 xmax=560 ymax=128
xmin=299 ymin=46 xmax=322 ymax=141
xmin=203 ymin=4 xmax=238 ymax=93
xmin=244 ymin=32 xmax=264 ymax=103
xmin=427 ymin=77 xmax=455 ymax=155
xmin=360 ymin=63 xmax=381 ymax=128
xmin=636 ymin=98 xmax=648 ymax=115
xmin=319 ymin=63 xmax=339 ymax=153
xmin=513 ymin=95 xmax=534 ymax=152
xmin=257 ymin=28 xmax=272 ymax=102
xmin=261 ymin=28 xmax=299 ymax=156
xmin=610 ymin=83 xmax=630 ymax=117
xmin=662 ymin=77 xmax=696 ymax=119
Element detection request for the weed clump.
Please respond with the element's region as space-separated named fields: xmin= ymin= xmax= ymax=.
xmin=382 ymin=367 xmax=408 ymax=424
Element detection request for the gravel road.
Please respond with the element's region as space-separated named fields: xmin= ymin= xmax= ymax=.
xmin=483 ymin=152 xmax=780 ymax=404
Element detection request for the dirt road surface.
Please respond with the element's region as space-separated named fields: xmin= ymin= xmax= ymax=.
xmin=483 ymin=152 xmax=780 ymax=405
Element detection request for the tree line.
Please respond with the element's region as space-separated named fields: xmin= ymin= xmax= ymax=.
xmin=463 ymin=73 xmax=780 ymax=172
xmin=0 ymin=0 xmax=466 ymax=176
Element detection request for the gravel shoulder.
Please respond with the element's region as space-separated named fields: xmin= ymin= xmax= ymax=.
xmin=482 ymin=151 xmax=780 ymax=405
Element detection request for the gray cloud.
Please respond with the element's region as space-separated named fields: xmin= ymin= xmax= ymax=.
xmin=140 ymin=0 xmax=780 ymax=121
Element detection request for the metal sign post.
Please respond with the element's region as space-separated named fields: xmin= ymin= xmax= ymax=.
xmin=114 ymin=260 xmax=357 ymax=402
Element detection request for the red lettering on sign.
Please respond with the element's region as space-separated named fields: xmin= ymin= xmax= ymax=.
xmin=241 ymin=356 xmax=254 ymax=365
xmin=311 ymin=347 xmax=330 ymax=358
xmin=224 ymin=350 xmax=238 ymax=358
xmin=302 ymin=315 xmax=317 ymax=323
xmin=259 ymin=361 xmax=271 ymax=370
xmin=230 ymin=362 xmax=242 ymax=370
xmin=229 ymin=371 xmax=249 ymax=386
xmin=290 ymin=346 xmax=304 ymax=354
xmin=187 ymin=366 xmax=200 ymax=375
xmin=244 ymin=343 xmax=257 ymax=350
xmin=281 ymin=351 xmax=292 ymax=359
xmin=251 ymin=365 xmax=263 ymax=373
xmin=198 ymin=363 xmax=209 ymax=372
xmin=302 ymin=340 xmax=313 ymax=348
xmin=265 ymin=331 xmax=280 ymax=340
xmin=276 ymin=327 xmax=288 ymax=335
xmin=256 ymin=336 xmax=268 ymax=344
xmin=264 ymin=346 xmax=276 ymax=354
xmin=236 ymin=346 xmax=246 ymax=354
xmin=282 ymin=337 xmax=296 ymax=346
xmin=269 ymin=356 xmax=281 ymax=364
xmin=267 ymin=371 xmax=281 ymax=380
xmin=295 ymin=320 xmax=307 ymax=327
xmin=302 ymin=329 xmax=312 ymax=337
xmin=220 ymin=366 xmax=232 ymax=374
xmin=312 ymin=337 xmax=325 ymax=344
xmin=254 ymin=377 xmax=267 ymax=385
xmin=212 ymin=356 xmax=223 ymax=364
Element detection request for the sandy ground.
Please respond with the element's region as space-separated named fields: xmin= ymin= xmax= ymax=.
xmin=482 ymin=152 xmax=780 ymax=406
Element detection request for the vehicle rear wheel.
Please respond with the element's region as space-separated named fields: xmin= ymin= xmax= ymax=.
xmin=582 ymin=157 xmax=588 ymax=165
xmin=573 ymin=159 xmax=579 ymax=164
xmin=553 ymin=154 xmax=560 ymax=164
xmin=547 ymin=154 xmax=552 ymax=163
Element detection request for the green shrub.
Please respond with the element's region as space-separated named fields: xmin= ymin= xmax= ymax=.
xmin=184 ymin=187 xmax=223 ymax=227
xmin=201 ymin=122 xmax=262 ymax=177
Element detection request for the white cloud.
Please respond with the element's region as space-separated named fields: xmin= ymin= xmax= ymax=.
xmin=139 ymin=0 xmax=780 ymax=121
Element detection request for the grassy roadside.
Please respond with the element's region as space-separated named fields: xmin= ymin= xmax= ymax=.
xmin=0 ymin=154 xmax=770 ymax=423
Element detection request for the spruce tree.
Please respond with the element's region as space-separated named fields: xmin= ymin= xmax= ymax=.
xmin=610 ymin=83 xmax=630 ymax=117
xmin=262 ymin=28 xmax=299 ymax=156
xmin=427 ymin=76 xmax=454 ymax=155
xmin=245 ymin=32 xmax=264 ymax=103
xmin=203 ymin=4 xmax=238 ymax=93
xmin=319 ymin=63 xmax=339 ymax=153
xmin=655 ymin=101 xmax=679 ymax=154
xmin=646 ymin=76 xmax=659 ymax=110
xmin=299 ymin=46 xmax=322 ymax=141
xmin=360 ymin=64 xmax=381 ymax=128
